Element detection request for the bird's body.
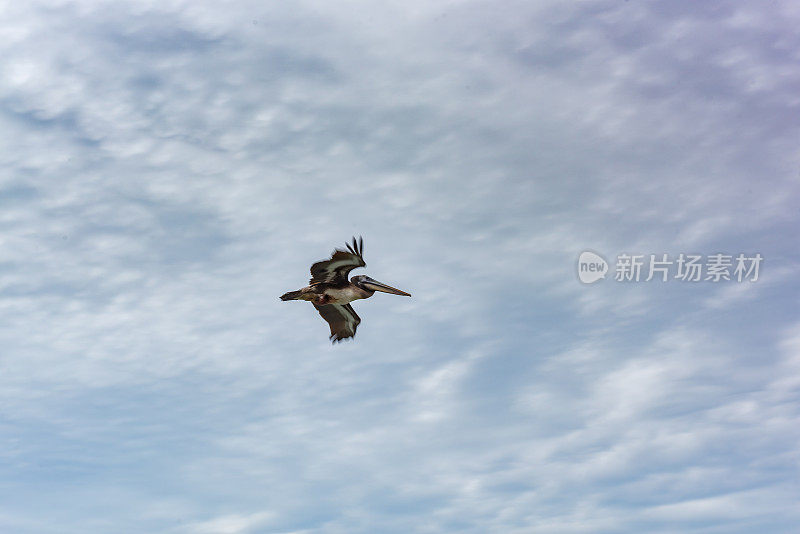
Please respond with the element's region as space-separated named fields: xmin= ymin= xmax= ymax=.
xmin=280 ymin=237 xmax=410 ymax=342
xmin=282 ymin=282 xmax=372 ymax=306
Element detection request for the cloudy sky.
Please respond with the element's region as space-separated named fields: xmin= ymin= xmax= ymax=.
xmin=1 ymin=1 xmax=799 ymax=532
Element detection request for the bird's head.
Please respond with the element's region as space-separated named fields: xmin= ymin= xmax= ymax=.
xmin=351 ymin=275 xmax=411 ymax=297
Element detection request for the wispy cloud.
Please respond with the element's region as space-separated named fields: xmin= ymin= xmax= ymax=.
xmin=0 ymin=0 xmax=798 ymax=532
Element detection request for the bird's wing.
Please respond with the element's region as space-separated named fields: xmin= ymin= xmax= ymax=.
xmin=314 ymin=303 xmax=361 ymax=342
xmin=309 ymin=236 xmax=366 ymax=285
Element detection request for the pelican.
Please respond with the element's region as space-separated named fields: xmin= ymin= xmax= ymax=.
xmin=280 ymin=237 xmax=411 ymax=342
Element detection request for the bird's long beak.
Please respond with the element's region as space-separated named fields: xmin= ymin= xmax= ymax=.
xmin=363 ymin=278 xmax=411 ymax=296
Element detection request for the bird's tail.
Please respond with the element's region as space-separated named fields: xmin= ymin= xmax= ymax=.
xmin=280 ymin=290 xmax=303 ymax=301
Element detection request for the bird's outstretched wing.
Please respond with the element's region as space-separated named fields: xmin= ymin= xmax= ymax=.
xmin=314 ymin=303 xmax=361 ymax=342
xmin=309 ymin=236 xmax=365 ymax=285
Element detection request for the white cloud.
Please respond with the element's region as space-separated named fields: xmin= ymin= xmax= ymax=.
xmin=185 ymin=512 xmax=275 ymax=534
xmin=0 ymin=0 xmax=798 ymax=533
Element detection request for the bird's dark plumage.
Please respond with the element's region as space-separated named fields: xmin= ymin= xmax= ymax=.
xmin=309 ymin=236 xmax=365 ymax=286
xmin=314 ymin=303 xmax=361 ymax=342
xmin=281 ymin=237 xmax=409 ymax=343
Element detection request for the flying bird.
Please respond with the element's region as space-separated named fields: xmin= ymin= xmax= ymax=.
xmin=280 ymin=237 xmax=411 ymax=342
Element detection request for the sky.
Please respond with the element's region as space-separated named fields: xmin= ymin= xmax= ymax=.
xmin=1 ymin=0 xmax=799 ymax=532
